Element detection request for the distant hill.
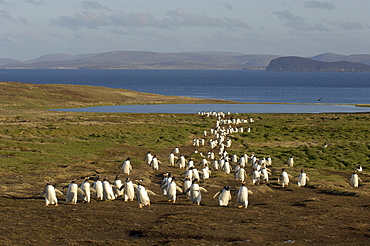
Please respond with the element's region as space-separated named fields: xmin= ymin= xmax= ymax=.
xmin=2 ymin=51 xmax=370 ymax=70
xmin=0 ymin=51 xmax=279 ymax=70
xmin=0 ymin=58 xmax=21 ymax=66
xmin=309 ymin=52 xmax=370 ymax=65
xmin=266 ymin=56 xmax=370 ymax=72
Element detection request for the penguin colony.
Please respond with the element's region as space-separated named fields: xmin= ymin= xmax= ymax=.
xmin=41 ymin=111 xmax=364 ymax=207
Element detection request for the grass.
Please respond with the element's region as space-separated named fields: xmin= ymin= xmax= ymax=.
xmin=0 ymin=81 xmax=369 ymax=194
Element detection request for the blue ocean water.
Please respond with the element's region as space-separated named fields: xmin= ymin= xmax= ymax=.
xmin=1 ymin=69 xmax=369 ymax=104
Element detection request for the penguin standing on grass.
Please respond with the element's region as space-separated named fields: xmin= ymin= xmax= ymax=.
xmin=350 ymin=171 xmax=362 ymax=188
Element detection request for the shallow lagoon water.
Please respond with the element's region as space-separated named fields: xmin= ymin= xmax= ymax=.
xmin=53 ymin=104 xmax=370 ymax=114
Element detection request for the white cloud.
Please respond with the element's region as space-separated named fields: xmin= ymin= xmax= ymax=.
xmin=304 ymin=1 xmax=336 ymax=10
xmin=273 ymin=10 xmax=330 ymax=32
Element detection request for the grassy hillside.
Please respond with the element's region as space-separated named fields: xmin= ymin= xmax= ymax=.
xmin=0 ymin=81 xmax=369 ymax=195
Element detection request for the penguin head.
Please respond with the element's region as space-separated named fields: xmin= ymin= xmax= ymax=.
xmin=71 ymin=179 xmax=76 ymax=183
xmin=192 ymin=178 xmax=199 ymax=184
xmin=126 ymin=177 xmax=131 ymax=182
xmin=224 ymin=186 xmax=230 ymax=191
xmin=115 ymin=175 xmax=120 ymax=179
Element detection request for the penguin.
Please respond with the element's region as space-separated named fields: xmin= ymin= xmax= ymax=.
xmin=350 ymin=171 xmax=362 ymax=188
xmin=150 ymin=155 xmax=161 ymax=170
xmin=173 ymin=146 xmax=180 ymax=154
xmin=279 ymin=168 xmax=290 ymax=187
xmin=136 ymin=181 xmax=156 ymax=208
xmin=183 ymin=176 xmax=192 ymax=198
xmin=235 ymin=167 xmax=247 ymax=183
xmin=213 ymin=186 xmax=231 ymax=207
xmin=160 ymin=173 xmax=172 ymax=196
xmin=252 ymin=168 xmax=261 ymax=185
xmin=235 ymin=183 xmax=253 ymax=209
xmin=177 ymin=154 xmax=187 ymax=169
xmin=64 ymin=179 xmax=82 ymax=204
xmin=201 ymin=165 xmax=212 ymax=182
xmin=119 ymin=178 xmax=137 ymax=201
xmin=187 ymin=158 xmax=195 ymax=169
xmin=164 ymin=177 xmax=183 ymax=203
xmin=296 ymin=169 xmax=309 ymax=187
xmin=93 ymin=176 xmax=103 ymax=200
xmin=80 ymin=177 xmax=93 ymax=203
xmin=356 ymin=165 xmax=363 ymax=172
xmin=102 ymin=177 xmax=115 ymax=200
xmin=41 ymin=182 xmax=63 ymax=206
xmin=168 ymin=151 xmax=178 ymax=166
xmin=144 ymin=151 xmax=153 ymax=165
xmin=113 ymin=175 xmax=123 ymax=198
xmin=222 ymin=160 xmax=231 ymax=174
xmin=185 ymin=179 xmax=207 ymax=205
xmin=287 ymin=156 xmax=294 ymax=167
xmin=121 ymin=157 xmax=132 ymax=175
xmin=260 ymin=167 xmax=270 ymax=183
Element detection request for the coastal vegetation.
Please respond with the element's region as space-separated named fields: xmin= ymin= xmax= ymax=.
xmin=0 ymin=81 xmax=369 ymax=245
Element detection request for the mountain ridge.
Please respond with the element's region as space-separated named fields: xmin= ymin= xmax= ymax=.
xmin=1 ymin=51 xmax=370 ymax=70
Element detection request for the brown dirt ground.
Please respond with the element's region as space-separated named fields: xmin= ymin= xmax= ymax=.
xmin=1 ymin=144 xmax=370 ymax=246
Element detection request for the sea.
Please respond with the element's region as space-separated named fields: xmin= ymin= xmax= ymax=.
xmin=1 ymin=69 xmax=370 ymax=113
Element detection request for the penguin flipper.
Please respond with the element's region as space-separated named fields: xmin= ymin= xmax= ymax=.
xmin=90 ymin=187 xmax=96 ymax=194
xmin=176 ymin=186 xmax=183 ymax=193
xmin=200 ymin=187 xmax=208 ymax=193
xmin=40 ymin=189 xmax=46 ymax=197
xmin=55 ymin=189 xmax=64 ymax=196
xmin=248 ymin=190 xmax=253 ymax=194
xmin=133 ymin=184 xmax=138 ymax=189
xmin=146 ymin=190 xmax=157 ymax=196
xmin=212 ymin=191 xmax=220 ymax=199
xmin=77 ymin=188 xmax=85 ymax=196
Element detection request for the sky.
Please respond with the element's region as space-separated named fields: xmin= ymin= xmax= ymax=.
xmin=1 ymin=0 xmax=370 ymax=61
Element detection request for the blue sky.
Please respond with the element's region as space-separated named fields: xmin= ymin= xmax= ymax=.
xmin=1 ymin=0 xmax=369 ymax=60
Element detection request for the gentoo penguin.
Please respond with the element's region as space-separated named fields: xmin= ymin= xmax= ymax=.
xmin=113 ymin=175 xmax=123 ymax=198
xmin=235 ymin=183 xmax=253 ymax=209
xmin=213 ymin=186 xmax=231 ymax=207
xmin=165 ymin=177 xmax=183 ymax=203
xmin=168 ymin=151 xmax=178 ymax=166
xmin=65 ymin=179 xmax=81 ymax=204
xmin=102 ymin=177 xmax=115 ymax=200
xmin=177 ymin=154 xmax=187 ymax=169
xmin=121 ymin=157 xmax=132 ymax=175
xmin=41 ymin=182 xmax=63 ymax=206
xmin=93 ymin=176 xmax=103 ymax=200
xmin=287 ymin=156 xmax=294 ymax=167
xmin=235 ymin=167 xmax=247 ymax=183
xmin=173 ymin=146 xmax=180 ymax=154
xmin=183 ymin=177 xmax=192 ymax=198
xmin=144 ymin=151 xmax=153 ymax=165
xmin=296 ymin=169 xmax=309 ymax=187
xmin=187 ymin=158 xmax=195 ymax=169
xmin=150 ymin=155 xmax=161 ymax=170
xmin=350 ymin=171 xmax=362 ymax=188
xmin=279 ymin=168 xmax=290 ymax=187
xmin=160 ymin=173 xmax=173 ymax=196
xmin=185 ymin=179 xmax=207 ymax=205
xmin=222 ymin=160 xmax=231 ymax=174
xmin=80 ymin=177 xmax=93 ymax=203
xmin=260 ymin=167 xmax=270 ymax=183
xmin=136 ymin=181 xmax=156 ymax=208
xmin=356 ymin=165 xmax=363 ymax=172
xmin=119 ymin=178 xmax=136 ymax=201
xmin=201 ymin=165 xmax=212 ymax=182
xmin=252 ymin=168 xmax=261 ymax=185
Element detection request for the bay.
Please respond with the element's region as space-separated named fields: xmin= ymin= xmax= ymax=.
xmin=1 ymin=69 xmax=370 ymax=104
